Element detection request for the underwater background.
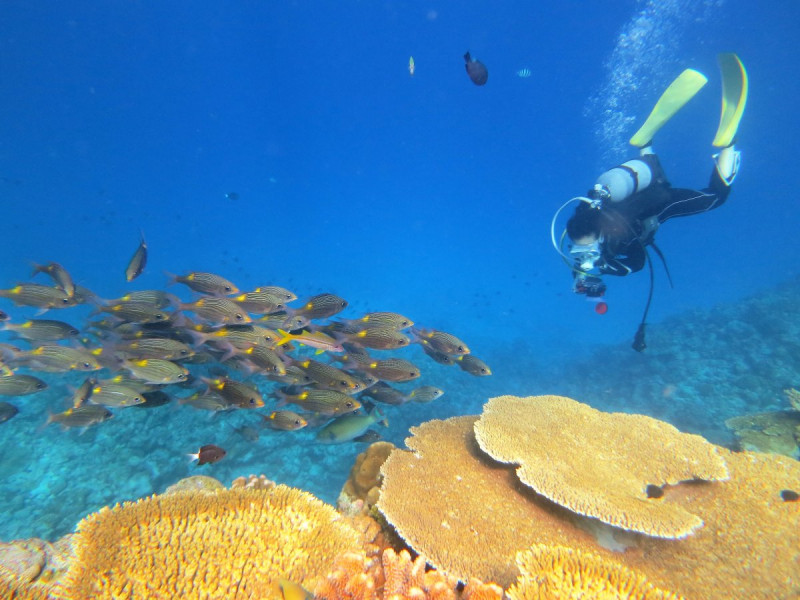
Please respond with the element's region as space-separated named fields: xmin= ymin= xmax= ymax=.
xmin=0 ymin=0 xmax=798 ymax=543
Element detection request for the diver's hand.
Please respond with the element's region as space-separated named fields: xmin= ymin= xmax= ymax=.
xmin=573 ymin=274 xmax=606 ymax=297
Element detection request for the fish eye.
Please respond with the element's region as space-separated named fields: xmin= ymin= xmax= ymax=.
xmin=36 ymin=382 xmax=46 ymax=389
xmin=346 ymin=401 xmax=354 ymax=408
xmin=178 ymin=373 xmax=186 ymax=380
xmin=225 ymin=286 xmax=232 ymax=292
xmin=155 ymin=313 xmax=166 ymax=320
xmin=457 ymin=346 xmax=465 ymax=352
xmin=83 ymin=362 xmax=91 ymax=369
xmin=235 ymin=313 xmax=245 ymax=321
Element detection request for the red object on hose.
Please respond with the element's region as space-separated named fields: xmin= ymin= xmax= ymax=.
xmin=594 ymin=301 xmax=608 ymax=315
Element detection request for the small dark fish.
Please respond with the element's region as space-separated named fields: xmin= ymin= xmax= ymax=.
xmin=137 ymin=390 xmax=172 ymax=408
xmin=0 ymin=309 xmax=8 ymax=321
xmin=0 ymin=374 xmax=48 ymax=396
xmin=125 ymin=233 xmax=148 ymax=282
xmin=455 ymin=354 xmax=492 ymax=376
xmin=420 ymin=343 xmax=456 ymax=365
xmin=781 ymin=489 xmax=799 ymax=502
xmin=31 ymin=262 xmax=75 ymax=297
xmin=360 ymin=381 xmax=408 ymax=406
xmin=464 ymin=51 xmax=488 ymax=86
xmin=353 ymin=429 xmax=382 ymax=443
xmin=189 ymin=444 xmax=226 ymax=465
xmin=0 ymin=401 xmax=18 ymax=423
xmin=263 ymin=410 xmax=308 ymax=431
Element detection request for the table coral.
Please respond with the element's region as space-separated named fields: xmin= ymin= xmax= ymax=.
xmin=474 ymin=395 xmax=729 ymax=539
xmin=377 ymin=403 xmax=800 ymax=599
xmin=58 ymin=485 xmax=368 ymax=599
xmin=507 ymin=544 xmax=683 ymax=600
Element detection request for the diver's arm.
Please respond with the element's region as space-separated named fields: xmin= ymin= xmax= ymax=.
xmin=598 ymin=243 xmax=646 ymax=275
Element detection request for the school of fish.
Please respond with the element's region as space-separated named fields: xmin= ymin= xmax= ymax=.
xmin=0 ymin=243 xmax=492 ymax=452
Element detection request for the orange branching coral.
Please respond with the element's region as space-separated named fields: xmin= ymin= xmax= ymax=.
xmin=314 ymin=551 xmax=381 ymax=600
xmin=474 ymin=395 xmax=729 ymax=538
xmin=507 ymin=544 xmax=683 ymax=600
xmin=460 ymin=579 xmax=504 ymax=600
xmin=339 ymin=442 xmax=396 ymax=515
xmin=59 ymin=485 xmax=367 ymax=599
xmin=382 ymin=549 xmax=459 ymax=600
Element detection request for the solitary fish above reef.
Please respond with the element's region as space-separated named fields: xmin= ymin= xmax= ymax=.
xmin=125 ymin=233 xmax=148 ymax=282
xmin=316 ymin=407 xmax=388 ymax=444
xmin=31 ymin=261 xmax=75 ymax=297
xmin=188 ymin=444 xmax=226 ymax=465
xmin=464 ymin=51 xmax=488 ymax=86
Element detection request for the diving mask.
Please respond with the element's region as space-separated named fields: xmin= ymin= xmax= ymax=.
xmin=570 ymin=237 xmax=603 ymax=271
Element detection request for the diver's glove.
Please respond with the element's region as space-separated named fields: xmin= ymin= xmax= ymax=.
xmin=713 ymin=144 xmax=741 ymax=185
xmin=573 ymin=273 xmax=606 ymax=297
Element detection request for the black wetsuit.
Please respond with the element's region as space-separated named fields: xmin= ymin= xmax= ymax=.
xmin=592 ymin=153 xmax=731 ymax=275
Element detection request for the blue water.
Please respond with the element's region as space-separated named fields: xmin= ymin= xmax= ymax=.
xmin=0 ymin=0 xmax=798 ymax=543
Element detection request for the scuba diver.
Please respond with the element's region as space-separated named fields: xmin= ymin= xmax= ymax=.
xmin=552 ymin=54 xmax=748 ymax=351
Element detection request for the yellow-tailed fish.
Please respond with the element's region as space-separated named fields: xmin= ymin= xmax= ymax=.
xmin=168 ymin=271 xmax=239 ymax=295
xmin=202 ymin=377 xmax=264 ymax=408
xmin=408 ymin=385 xmax=445 ymax=403
xmin=1 ymin=319 xmax=79 ymax=342
xmin=316 ymin=407 xmax=388 ymax=443
xmin=31 ymin=261 xmax=75 ymax=297
xmin=0 ymin=374 xmax=48 ymax=396
xmin=411 ymin=327 xmax=470 ymax=355
xmin=0 ymin=284 xmax=72 ymax=309
xmin=123 ymin=358 xmax=188 ymax=384
xmin=276 ymin=388 xmax=360 ymax=416
xmin=46 ymin=405 xmax=112 ymax=429
xmin=276 ymin=329 xmax=344 ymax=353
xmin=89 ymin=382 xmax=146 ymax=407
xmin=254 ymin=285 xmax=297 ymax=302
xmin=284 ymin=293 xmax=348 ymax=328
xmin=360 ymin=358 xmax=420 ymax=382
xmin=233 ymin=291 xmax=285 ymax=314
xmin=263 ymin=410 xmax=308 ymax=431
xmin=456 ymin=354 xmax=492 ymax=376
xmin=292 ymin=358 xmax=362 ymax=392
xmin=179 ymin=297 xmax=251 ymax=324
xmin=125 ymin=233 xmax=148 ymax=282
xmin=19 ymin=345 xmax=101 ymax=372
xmin=179 ymin=392 xmax=231 ymax=413
xmin=347 ymin=311 xmax=413 ymax=330
xmin=346 ymin=326 xmax=410 ymax=350
xmin=116 ymin=289 xmax=171 ymax=308
xmin=115 ymin=338 xmax=194 ymax=360
xmin=243 ymin=345 xmax=287 ymax=375
xmin=359 ymin=381 xmax=408 ymax=405
xmin=101 ymin=301 xmax=171 ymax=324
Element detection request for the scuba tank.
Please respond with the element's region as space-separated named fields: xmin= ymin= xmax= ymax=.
xmin=591 ymin=151 xmax=661 ymax=203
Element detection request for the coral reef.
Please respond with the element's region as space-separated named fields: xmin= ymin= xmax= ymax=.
xmin=507 ymin=544 xmax=683 ymax=600
xmin=338 ymin=441 xmax=396 ymax=516
xmin=0 ymin=537 xmax=73 ymax=599
xmin=314 ymin=548 xmax=503 ymax=600
xmin=230 ymin=473 xmax=278 ymax=490
xmin=474 ymin=395 xmax=729 ymax=538
xmin=59 ymin=485 xmax=368 ymax=599
xmin=725 ymin=411 xmax=800 ymax=458
xmin=377 ymin=397 xmax=800 ymax=599
xmin=162 ymin=474 xmax=225 ymax=495
xmin=785 ymin=388 xmax=800 ymax=411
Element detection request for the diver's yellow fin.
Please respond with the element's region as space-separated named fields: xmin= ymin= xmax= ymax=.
xmin=629 ymin=68 xmax=708 ymax=148
xmin=712 ymin=53 xmax=748 ymax=147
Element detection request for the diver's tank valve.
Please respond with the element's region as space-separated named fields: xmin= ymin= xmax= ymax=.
xmin=593 ymin=158 xmax=654 ymax=203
